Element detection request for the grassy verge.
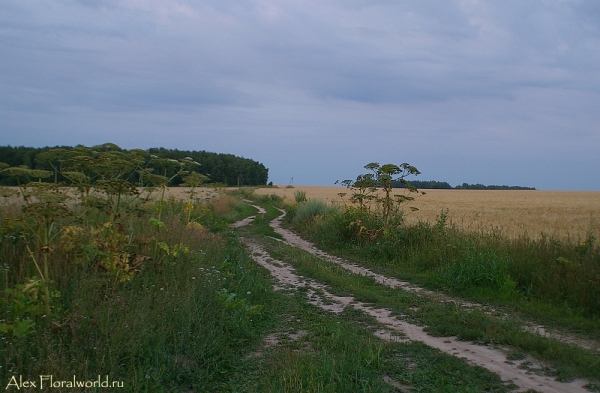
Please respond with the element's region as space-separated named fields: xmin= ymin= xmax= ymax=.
xmin=221 ymin=281 xmax=510 ymax=393
xmin=223 ymin=195 xmax=512 ymax=392
xmin=288 ymin=203 xmax=600 ymax=339
xmin=0 ymin=191 xmax=275 ymax=392
xmin=213 ymin=264 xmax=509 ymax=392
xmin=228 ymin=190 xmax=284 ymax=239
xmin=6 ymin=187 xmax=590 ymax=391
xmin=260 ymin=237 xmax=600 ymax=383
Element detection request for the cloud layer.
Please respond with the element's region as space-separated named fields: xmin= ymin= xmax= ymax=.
xmin=1 ymin=0 xmax=599 ymax=189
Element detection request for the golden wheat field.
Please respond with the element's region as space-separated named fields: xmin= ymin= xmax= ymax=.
xmin=255 ymin=186 xmax=600 ymax=240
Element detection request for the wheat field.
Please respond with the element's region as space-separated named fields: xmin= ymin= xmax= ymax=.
xmin=255 ymin=186 xmax=600 ymax=240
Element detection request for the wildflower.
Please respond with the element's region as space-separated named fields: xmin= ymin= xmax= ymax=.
xmin=247 ymin=291 xmax=251 ymax=295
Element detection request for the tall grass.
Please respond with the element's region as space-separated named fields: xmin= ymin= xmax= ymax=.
xmin=293 ymin=199 xmax=334 ymax=226
xmin=264 ymin=239 xmax=600 ymax=382
xmin=295 ymin=205 xmax=600 ymax=321
xmin=294 ymin=190 xmax=307 ymax=203
xmin=0 ymin=191 xmax=275 ymax=391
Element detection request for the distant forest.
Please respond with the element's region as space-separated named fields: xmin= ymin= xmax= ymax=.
xmin=0 ymin=144 xmax=269 ymax=186
xmin=394 ymin=180 xmax=535 ymax=190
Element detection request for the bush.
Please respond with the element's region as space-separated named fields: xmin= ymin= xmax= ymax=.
xmin=255 ymin=193 xmax=283 ymax=205
xmin=294 ymin=190 xmax=307 ymax=203
xmin=236 ymin=187 xmax=256 ymax=199
xmin=293 ymin=199 xmax=334 ymax=226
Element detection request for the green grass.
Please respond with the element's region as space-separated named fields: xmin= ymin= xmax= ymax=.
xmin=221 ymin=196 xmax=259 ymax=223
xmin=208 ymin=196 xmax=513 ymax=391
xmin=0 ymin=205 xmax=276 ymax=391
xmin=0 ymin=188 xmax=274 ymax=392
xmin=251 ymin=205 xmax=284 ymax=240
xmin=383 ymin=341 xmax=511 ymax=393
xmin=293 ymin=199 xmax=333 ymax=226
xmin=228 ymin=192 xmax=284 ymax=239
xmin=223 ymin=292 xmax=509 ymax=392
xmin=295 ymin=206 xmax=600 ymax=336
xmin=260 ymin=237 xmax=600 ymax=382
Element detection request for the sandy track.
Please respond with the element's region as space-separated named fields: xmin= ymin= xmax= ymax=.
xmin=233 ymin=207 xmax=593 ymax=392
xmin=268 ymin=208 xmax=599 ymax=353
xmin=230 ymin=201 xmax=266 ymax=228
xmin=239 ymin=237 xmax=589 ymax=393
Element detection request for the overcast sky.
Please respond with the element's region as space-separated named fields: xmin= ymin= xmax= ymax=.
xmin=1 ymin=1 xmax=599 ymax=190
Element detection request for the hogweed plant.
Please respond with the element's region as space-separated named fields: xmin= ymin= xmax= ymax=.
xmin=146 ymin=156 xmax=201 ymax=264
xmin=334 ymin=162 xmax=423 ymax=241
xmin=0 ymin=143 xmax=213 ymax=335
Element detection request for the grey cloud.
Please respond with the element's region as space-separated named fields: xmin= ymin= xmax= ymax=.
xmin=1 ymin=0 xmax=599 ymax=189
xmin=71 ymin=0 xmax=120 ymax=9
xmin=4 ymin=0 xmax=590 ymax=109
xmin=222 ymin=1 xmax=593 ymax=104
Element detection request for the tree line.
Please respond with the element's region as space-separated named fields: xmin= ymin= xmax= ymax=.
xmin=0 ymin=144 xmax=269 ymax=186
xmin=393 ymin=180 xmax=535 ymax=190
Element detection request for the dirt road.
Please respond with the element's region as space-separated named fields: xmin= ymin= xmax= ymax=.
xmin=234 ymin=206 xmax=593 ymax=393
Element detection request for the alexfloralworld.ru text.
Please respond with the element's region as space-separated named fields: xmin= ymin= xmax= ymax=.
xmin=5 ymin=375 xmax=124 ymax=390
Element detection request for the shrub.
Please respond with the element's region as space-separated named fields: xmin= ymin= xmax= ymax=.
xmin=256 ymin=193 xmax=284 ymax=206
xmin=236 ymin=187 xmax=256 ymax=199
xmin=293 ymin=199 xmax=334 ymax=226
xmin=294 ymin=190 xmax=307 ymax=203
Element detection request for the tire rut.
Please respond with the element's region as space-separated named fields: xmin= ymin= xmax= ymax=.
xmin=269 ymin=208 xmax=599 ymax=353
xmin=233 ymin=206 xmax=593 ymax=393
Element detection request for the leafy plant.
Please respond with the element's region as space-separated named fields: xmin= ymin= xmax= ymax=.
xmin=1 ymin=276 xmax=60 ymax=337
xmin=294 ymin=190 xmax=307 ymax=203
xmin=217 ymin=288 xmax=264 ymax=316
xmin=332 ymin=162 xmax=422 ymax=242
xmin=363 ymin=162 xmax=421 ymax=228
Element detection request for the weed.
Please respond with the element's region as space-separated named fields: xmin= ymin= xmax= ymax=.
xmin=264 ymin=238 xmax=600 ymax=381
xmin=294 ymin=190 xmax=307 ymax=203
xmin=0 ymin=145 xmax=281 ymax=391
xmin=293 ymin=199 xmax=334 ymax=226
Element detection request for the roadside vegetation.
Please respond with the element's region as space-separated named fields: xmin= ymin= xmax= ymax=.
xmin=277 ymin=163 xmax=600 ymax=386
xmin=0 ymin=147 xmax=271 ymax=391
xmin=2 ymin=155 xmax=598 ymax=392
xmin=227 ymin=197 xmax=513 ymax=392
xmin=289 ymin=163 xmax=600 ymax=328
xmin=262 ymin=238 xmax=600 ymax=383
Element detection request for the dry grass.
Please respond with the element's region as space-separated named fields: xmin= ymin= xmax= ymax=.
xmin=162 ymin=186 xmax=223 ymax=202
xmin=255 ymin=186 xmax=600 ymax=240
xmin=211 ymin=194 xmax=236 ymax=216
xmin=0 ymin=186 xmax=222 ymax=205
